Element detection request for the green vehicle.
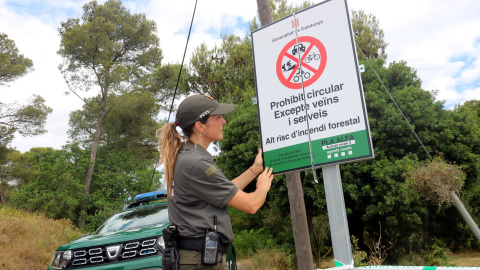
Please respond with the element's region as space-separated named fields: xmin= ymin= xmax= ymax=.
xmin=48 ymin=191 xmax=169 ymax=270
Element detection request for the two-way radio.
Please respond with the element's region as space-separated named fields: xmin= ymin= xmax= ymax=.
xmin=201 ymin=215 xmax=219 ymax=265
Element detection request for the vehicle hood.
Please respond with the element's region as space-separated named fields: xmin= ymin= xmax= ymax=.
xmin=57 ymin=223 xmax=169 ymax=250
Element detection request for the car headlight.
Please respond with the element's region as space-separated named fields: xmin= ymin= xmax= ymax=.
xmin=49 ymin=250 xmax=72 ymax=269
xmin=158 ymin=235 xmax=165 ymax=251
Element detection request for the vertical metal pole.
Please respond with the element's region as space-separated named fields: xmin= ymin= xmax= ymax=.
xmin=322 ymin=164 xmax=354 ymax=267
xmin=450 ymin=191 xmax=480 ymax=243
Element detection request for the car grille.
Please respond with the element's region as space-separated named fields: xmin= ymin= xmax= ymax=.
xmin=67 ymin=237 xmax=162 ymax=269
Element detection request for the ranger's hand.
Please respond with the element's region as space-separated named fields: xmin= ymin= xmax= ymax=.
xmin=256 ymin=167 xmax=274 ymax=191
xmin=251 ymin=148 xmax=264 ymax=175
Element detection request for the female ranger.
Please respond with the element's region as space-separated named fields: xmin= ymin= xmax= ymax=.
xmin=157 ymin=94 xmax=274 ymax=270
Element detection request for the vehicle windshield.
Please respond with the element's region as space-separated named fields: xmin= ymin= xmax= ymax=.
xmin=95 ymin=203 xmax=169 ymax=234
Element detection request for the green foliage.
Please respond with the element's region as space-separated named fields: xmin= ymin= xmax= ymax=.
xmin=234 ymin=228 xmax=276 ymax=257
xmin=270 ymin=0 xmax=312 ymax=21
xmin=186 ymin=35 xmax=255 ymax=104
xmin=0 ymin=149 xmax=38 ymax=205
xmin=352 ymin=235 xmax=368 ymax=267
xmin=58 ymin=0 xmax=164 ymax=143
xmin=432 ymin=105 xmax=480 ymax=187
xmin=11 ymin=143 xmax=162 ymax=231
xmin=0 ymin=126 xmax=14 ymax=161
xmin=0 ymin=33 xmax=33 ymax=86
xmin=461 ymin=100 xmax=480 ymax=119
xmin=310 ymin=215 xmax=331 ymax=261
xmin=84 ymin=144 xmax=162 ymax=231
xmin=342 ymin=57 xmax=480 ymax=259
xmin=58 ymin=0 xmax=162 ymax=91
xmin=12 ymin=145 xmax=87 ymax=221
xmin=68 ymin=92 xmax=161 ymax=159
xmin=240 ymin=247 xmax=295 ymax=270
xmin=217 ymin=92 xmax=261 ymax=180
xmin=141 ymin=63 xmax=189 ymax=110
xmin=57 ymin=0 xmax=165 ymax=228
xmin=0 ymin=94 xmax=52 ymax=138
xmin=422 ymin=241 xmax=448 ymax=266
xmin=0 ymin=94 xmax=52 ymax=165
xmin=396 ymin=237 xmax=447 ymax=266
xmin=0 ymin=151 xmax=16 ymax=205
xmin=352 ymin=10 xmax=388 ymax=59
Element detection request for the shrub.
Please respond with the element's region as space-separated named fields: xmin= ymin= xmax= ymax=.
xmin=234 ymin=228 xmax=276 ymax=258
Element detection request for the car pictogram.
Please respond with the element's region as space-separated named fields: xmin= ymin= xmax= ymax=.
xmin=292 ymin=43 xmax=306 ymax=56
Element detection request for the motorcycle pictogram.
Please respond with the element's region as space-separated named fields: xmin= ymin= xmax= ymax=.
xmin=293 ymin=68 xmax=311 ymax=82
xmin=282 ymin=60 xmax=296 ymax=72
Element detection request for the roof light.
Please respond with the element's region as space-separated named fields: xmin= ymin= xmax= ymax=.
xmin=133 ymin=190 xmax=167 ymax=203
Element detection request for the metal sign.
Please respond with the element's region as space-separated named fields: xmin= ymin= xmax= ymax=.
xmin=252 ymin=0 xmax=374 ymax=174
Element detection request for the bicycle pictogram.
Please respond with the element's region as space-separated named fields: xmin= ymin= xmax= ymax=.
xmin=276 ymin=36 xmax=327 ymax=89
xmin=304 ymin=52 xmax=320 ymax=63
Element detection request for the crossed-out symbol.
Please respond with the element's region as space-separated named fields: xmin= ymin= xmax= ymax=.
xmin=276 ymin=36 xmax=327 ymax=89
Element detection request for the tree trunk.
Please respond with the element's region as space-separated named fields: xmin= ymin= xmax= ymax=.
xmin=84 ymin=112 xmax=106 ymax=198
xmin=286 ymin=172 xmax=315 ymax=270
xmin=256 ymin=0 xmax=273 ymax=27
xmin=78 ymin=89 xmax=109 ymax=228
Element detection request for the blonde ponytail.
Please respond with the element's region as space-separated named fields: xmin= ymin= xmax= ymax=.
xmin=157 ymin=122 xmax=183 ymax=197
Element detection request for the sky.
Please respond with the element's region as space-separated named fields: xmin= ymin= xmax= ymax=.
xmin=1 ymin=0 xmax=479 ymax=153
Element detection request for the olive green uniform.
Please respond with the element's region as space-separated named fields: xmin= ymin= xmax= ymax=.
xmin=168 ymin=142 xmax=238 ymax=269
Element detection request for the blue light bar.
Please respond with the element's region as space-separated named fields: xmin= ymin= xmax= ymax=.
xmin=133 ymin=190 xmax=167 ymax=203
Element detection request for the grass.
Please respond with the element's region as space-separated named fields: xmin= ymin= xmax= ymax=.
xmin=236 ymin=247 xmax=296 ymax=270
xmin=445 ymin=249 xmax=480 ymax=267
xmin=0 ymin=206 xmax=83 ymax=270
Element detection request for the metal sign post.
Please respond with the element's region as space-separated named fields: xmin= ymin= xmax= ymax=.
xmin=323 ymin=164 xmax=353 ymax=267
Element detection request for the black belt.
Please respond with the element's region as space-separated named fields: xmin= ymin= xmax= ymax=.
xmin=177 ymin=236 xmax=229 ymax=252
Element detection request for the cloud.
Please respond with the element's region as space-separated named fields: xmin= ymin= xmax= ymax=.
xmin=349 ymin=0 xmax=480 ymax=108
xmin=142 ymin=0 xmax=257 ymax=65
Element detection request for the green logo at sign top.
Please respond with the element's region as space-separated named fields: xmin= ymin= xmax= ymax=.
xmin=264 ymin=129 xmax=372 ymax=173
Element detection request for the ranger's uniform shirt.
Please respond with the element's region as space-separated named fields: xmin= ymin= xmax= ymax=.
xmin=167 ymin=141 xmax=239 ymax=243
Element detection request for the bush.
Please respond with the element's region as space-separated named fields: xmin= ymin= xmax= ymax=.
xmin=234 ymin=228 xmax=276 ymax=258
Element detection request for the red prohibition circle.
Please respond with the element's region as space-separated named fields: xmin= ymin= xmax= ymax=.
xmin=276 ymin=36 xmax=327 ymax=89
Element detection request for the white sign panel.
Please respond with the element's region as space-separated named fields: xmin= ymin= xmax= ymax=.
xmin=252 ymin=0 xmax=374 ymax=174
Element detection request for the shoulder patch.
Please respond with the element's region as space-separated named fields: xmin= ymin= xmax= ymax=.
xmin=205 ymin=165 xmax=217 ymax=176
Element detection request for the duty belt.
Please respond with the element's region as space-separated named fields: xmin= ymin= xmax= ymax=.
xmin=177 ymin=236 xmax=229 ymax=252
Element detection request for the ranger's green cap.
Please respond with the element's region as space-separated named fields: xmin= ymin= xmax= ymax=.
xmin=176 ymin=94 xmax=234 ymax=129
